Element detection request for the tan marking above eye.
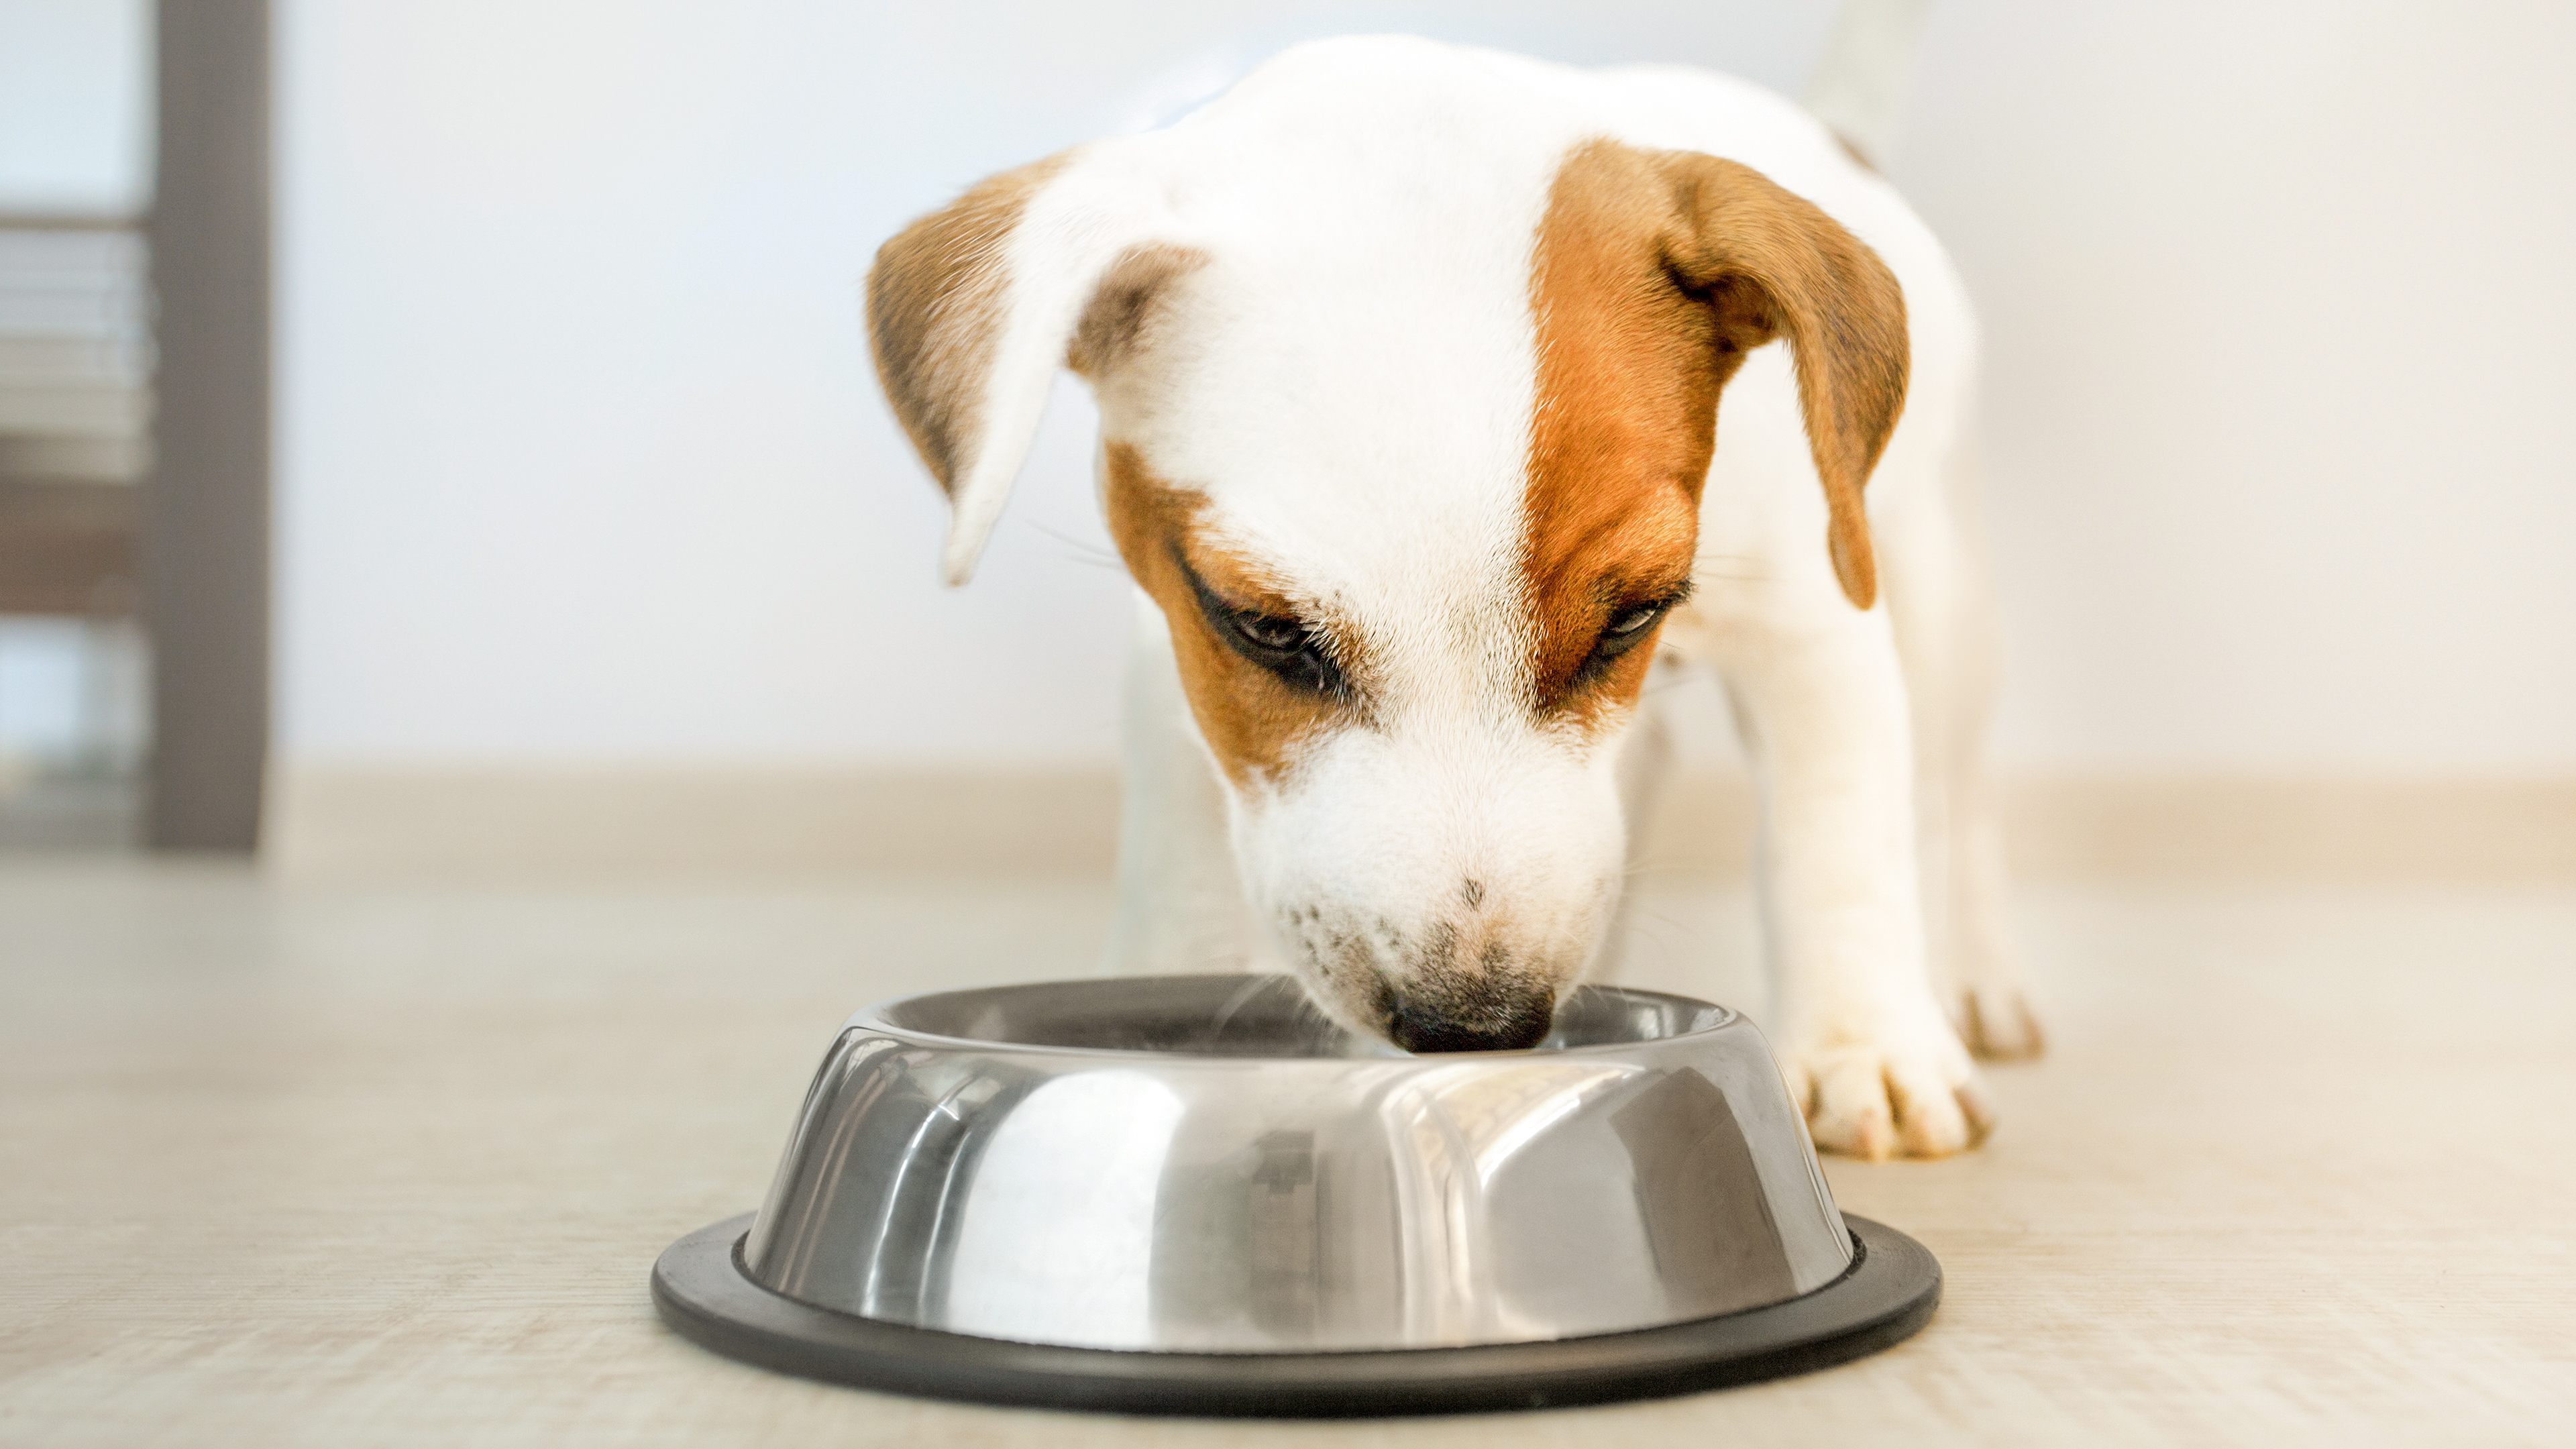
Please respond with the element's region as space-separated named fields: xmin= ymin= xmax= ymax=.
xmin=1656 ymin=148 xmax=1909 ymax=607
xmin=1099 ymin=442 xmax=1358 ymax=785
xmin=1521 ymin=143 xmax=1717 ymax=729
xmin=1519 ymin=137 xmax=1910 ymax=733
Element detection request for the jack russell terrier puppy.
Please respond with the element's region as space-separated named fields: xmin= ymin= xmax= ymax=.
xmin=866 ymin=36 xmax=2041 ymax=1159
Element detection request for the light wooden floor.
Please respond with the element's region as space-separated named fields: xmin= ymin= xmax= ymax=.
xmin=3 ymin=859 xmax=2571 ymax=1446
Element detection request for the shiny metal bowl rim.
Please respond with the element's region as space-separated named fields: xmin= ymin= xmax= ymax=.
xmin=839 ymin=978 xmax=1740 ymax=1063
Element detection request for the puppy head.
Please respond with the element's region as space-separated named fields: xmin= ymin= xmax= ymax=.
xmin=867 ymin=56 xmax=1906 ymax=1049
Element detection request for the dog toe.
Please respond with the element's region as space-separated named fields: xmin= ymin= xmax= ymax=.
xmin=1787 ymin=1023 xmax=1992 ymax=1161
xmin=1803 ymin=1049 xmax=1900 ymax=1161
xmin=1957 ymin=984 xmax=2047 ymax=1061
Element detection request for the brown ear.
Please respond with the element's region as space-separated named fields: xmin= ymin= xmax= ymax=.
xmin=867 ymin=153 xmax=1069 ymax=500
xmin=866 ymin=150 xmax=1199 ymax=586
xmin=865 ymin=153 xmax=1078 ymax=584
xmin=1658 ymin=154 xmax=1908 ymax=608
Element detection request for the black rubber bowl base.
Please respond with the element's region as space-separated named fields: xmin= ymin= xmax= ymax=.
xmin=651 ymin=1213 xmax=1938 ymax=1419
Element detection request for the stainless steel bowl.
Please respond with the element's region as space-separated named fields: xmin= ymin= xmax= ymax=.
xmin=653 ymin=975 xmax=1939 ymax=1415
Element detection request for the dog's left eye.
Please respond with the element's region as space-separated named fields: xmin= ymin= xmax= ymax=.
xmin=1571 ymin=592 xmax=1685 ymax=687
xmin=1604 ymin=604 xmax=1662 ymax=638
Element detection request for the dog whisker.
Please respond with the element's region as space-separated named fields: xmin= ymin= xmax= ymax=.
xmin=1206 ymin=972 xmax=1281 ymax=1042
xmin=1027 ymin=521 xmax=1127 ymax=570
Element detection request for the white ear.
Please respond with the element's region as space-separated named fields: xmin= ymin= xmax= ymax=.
xmin=866 ymin=145 xmax=1173 ymax=586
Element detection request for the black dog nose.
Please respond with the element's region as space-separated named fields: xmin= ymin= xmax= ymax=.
xmin=1387 ymin=988 xmax=1554 ymax=1053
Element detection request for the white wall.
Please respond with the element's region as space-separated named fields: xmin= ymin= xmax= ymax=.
xmin=1902 ymin=0 xmax=2576 ymax=771
xmin=274 ymin=0 xmax=2576 ymax=774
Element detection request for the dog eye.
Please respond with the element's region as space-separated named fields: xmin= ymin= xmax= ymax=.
xmin=1604 ymin=604 xmax=1662 ymax=637
xmin=1236 ymin=610 xmax=1360 ymax=696
xmin=1599 ymin=596 xmax=1678 ymax=647
xmin=1212 ymin=603 xmax=1352 ymax=699
xmin=1175 ymin=545 xmax=1356 ymax=702
xmin=1227 ymin=612 xmax=1349 ymax=696
xmin=1569 ymin=591 xmax=1686 ymax=689
xmin=1232 ymin=612 xmax=1307 ymax=653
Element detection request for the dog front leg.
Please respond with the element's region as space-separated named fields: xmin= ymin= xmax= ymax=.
xmin=1099 ymin=590 xmax=1268 ymax=977
xmin=1723 ymin=612 xmax=1992 ymax=1160
xmin=1593 ymin=659 xmax=1681 ymax=983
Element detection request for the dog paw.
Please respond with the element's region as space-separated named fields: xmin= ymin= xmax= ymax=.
xmin=1779 ymin=1016 xmax=1994 ymax=1161
xmin=1953 ymin=982 xmax=2045 ymax=1061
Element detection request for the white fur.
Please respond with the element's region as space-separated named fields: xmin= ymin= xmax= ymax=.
xmin=940 ymin=38 xmax=2029 ymax=1156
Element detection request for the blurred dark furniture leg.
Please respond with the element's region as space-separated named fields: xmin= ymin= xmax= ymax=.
xmin=146 ymin=0 xmax=270 ymax=852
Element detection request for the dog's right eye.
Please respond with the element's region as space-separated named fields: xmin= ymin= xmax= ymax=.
xmin=1231 ymin=612 xmax=1307 ymax=653
xmin=1222 ymin=609 xmax=1351 ymax=698
xmin=1176 ymin=547 xmax=1354 ymax=702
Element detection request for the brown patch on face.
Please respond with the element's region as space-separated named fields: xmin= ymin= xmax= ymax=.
xmin=1524 ymin=141 xmax=1720 ymax=729
xmin=1521 ymin=140 xmax=1911 ymax=711
xmin=865 ymin=151 xmax=1073 ymax=494
xmin=1101 ymin=443 xmax=1355 ymax=786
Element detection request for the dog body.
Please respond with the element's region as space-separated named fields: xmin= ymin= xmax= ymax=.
xmin=869 ymin=38 xmax=2035 ymax=1158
